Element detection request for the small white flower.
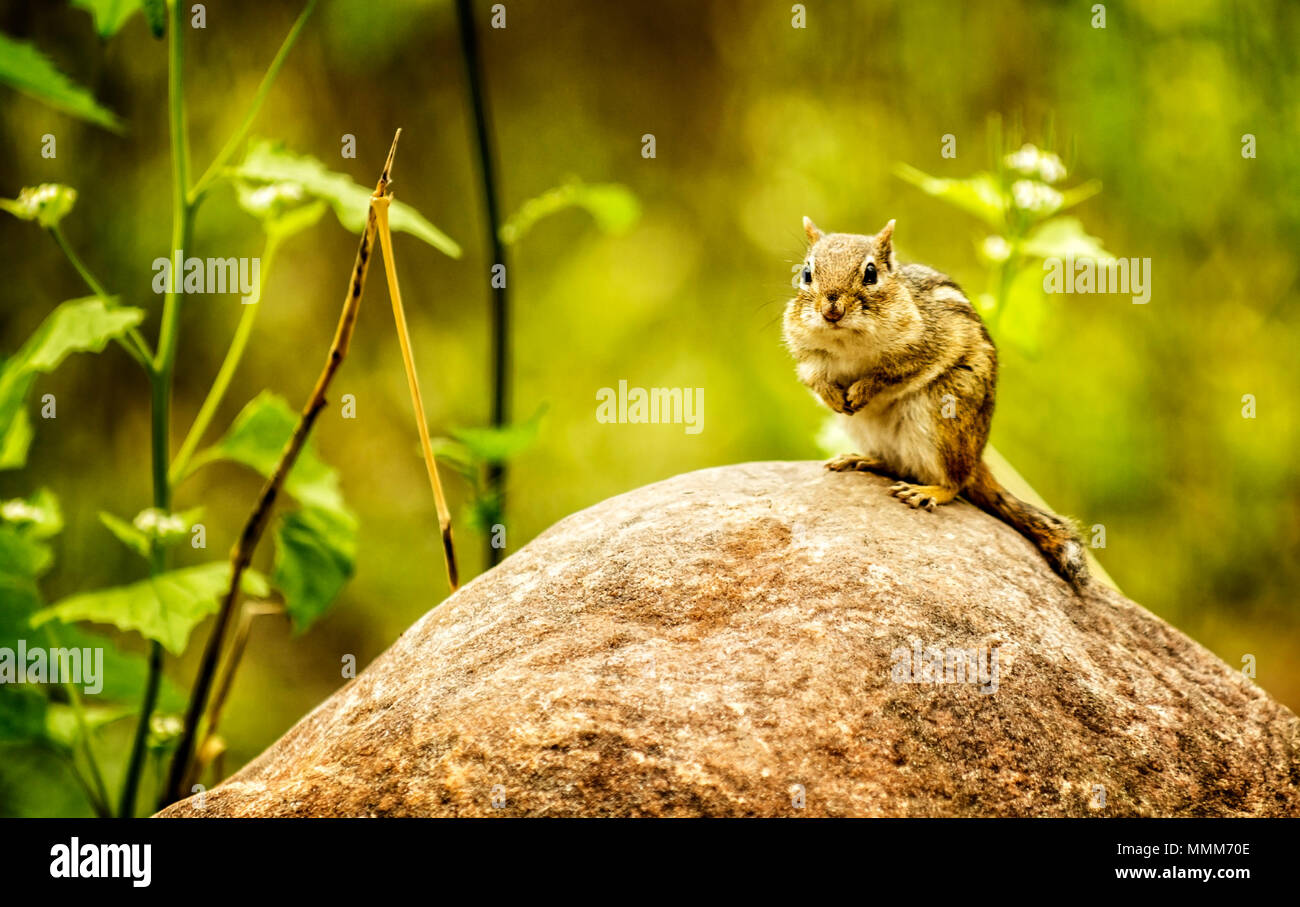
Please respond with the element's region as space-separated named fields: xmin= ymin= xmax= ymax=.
xmin=1005 ymin=143 xmax=1042 ymax=175
xmin=245 ymin=182 xmax=304 ymax=216
xmin=3 ymin=183 xmax=78 ymax=227
xmin=134 ymin=508 xmax=187 ymax=538
xmin=1036 ymin=152 xmax=1067 ymax=184
xmin=32 ymin=184 xmax=64 ymax=206
xmin=1 ymin=500 xmax=40 ymax=523
xmin=1012 ymin=179 xmax=1063 ymax=215
xmin=982 ymin=235 xmax=1011 ymax=262
xmin=150 ymin=715 xmax=183 ymax=740
xmin=246 ymin=186 xmax=278 ymax=211
xmin=1005 ymin=144 xmax=1068 ymax=185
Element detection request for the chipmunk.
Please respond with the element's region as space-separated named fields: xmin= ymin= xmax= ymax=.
xmin=783 ymin=217 xmax=1089 ymax=589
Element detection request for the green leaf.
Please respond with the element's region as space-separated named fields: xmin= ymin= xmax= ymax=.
xmin=996 ymin=264 xmax=1050 ymax=357
xmin=234 ymin=180 xmax=330 ymax=242
xmin=0 ymin=741 xmax=90 ymax=816
xmin=230 ymin=141 xmax=461 ymax=257
xmin=0 ymin=572 xmax=43 ymax=637
xmin=1021 ymin=217 xmax=1115 ymax=262
xmin=449 ymin=405 xmax=547 ymax=466
xmin=70 ymin=0 xmax=140 ymax=39
xmin=0 ymin=33 xmax=122 ymax=131
xmin=0 ymin=409 xmax=32 ymax=470
xmin=139 ymin=0 xmax=165 ymax=38
xmin=0 ymin=529 xmax=57 ymax=749
xmin=1 ymin=563 xmax=187 ymax=714
xmin=0 ymin=687 xmax=46 ymax=743
xmin=0 ymin=371 xmax=35 ymax=468
xmin=272 ymin=506 xmax=356 ymax=634
xmin=895 ymin=164 xmax=1006 ymax=229
xmin=264 ymin=198 xmax=328 ymax=240
xmin=194 ymin=392 xmax=360 ymax=626
xmin=1057 ymin=180 xmax=1102 ymax=213
xmin=13 ymin=297 xmax=143 ymax=374
xmin=0 ymin=525 xmax=53 ymax=580
xmin=192 ymin=391 xmax=344 ymax=511
xmin=30 ymin=563 xmax=270 ymax=655
xmin=48 ymin=623 xmax=186 ymax=709
xmin=0 ymin=531 xmax=46 ymax=625
xmin=43 ymin=702 xmax=131 ymax=750
xmin=0 ymin=183 xmax=78 ymax=228
xmin=0 ymin=298 xmax=144 ymax=469
xmin=234 ymin=181 xmax=331 ymax=243
xmin=429 ymin=436 xmax=478 ymax=481
xmin=0 ymin=546 xmax=51 ymax=744
xmin=500 ymin=179 xmax=641 ymax=245
xmin=97 ymin=512 xmax=151 ymax=560
xmin=196 ymin=393 xmax=358 ymax=629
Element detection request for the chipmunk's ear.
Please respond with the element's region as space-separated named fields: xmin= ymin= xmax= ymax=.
xmin=803 ymin=216 xmax=824 ymax=244
xmin=875 ymin=219 xmax=897 ymax=270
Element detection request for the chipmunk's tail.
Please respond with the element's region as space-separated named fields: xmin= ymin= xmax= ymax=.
xmin=963 ymin=460 xmax=1090 ymax=591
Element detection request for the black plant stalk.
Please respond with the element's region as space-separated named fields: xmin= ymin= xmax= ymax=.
xmin=455 ymin=0 xmax=509 ymax=568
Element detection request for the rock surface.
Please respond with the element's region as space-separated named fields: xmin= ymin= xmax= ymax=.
xmin=157 ymin=462 xmax=1300 ymax=817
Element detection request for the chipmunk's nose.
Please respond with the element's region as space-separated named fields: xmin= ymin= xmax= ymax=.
xmin=821 ymin=294 xmax=844 ymax=323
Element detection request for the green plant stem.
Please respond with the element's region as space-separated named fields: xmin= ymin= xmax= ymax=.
xmin=66 ymin=756 xmax=111 ymax=818
xmin=62 ymin=682 xmax=112 ymax=818
xmin=188 ymin=0 xmax=318 ymax=204
xmin=121 ymin=0 xmax=191 ymax=818
xmin=47 ymin=225 xmax=153 ymax=371
xmin=456 ymin=0 xmax=510 ymax=569
xmin=154 ymin=0 xmax=192 ymax=380
xmin=170 ymin=237 xmax=279 ymax=486
xmin=161 ymin=131 xmax=401 ymax=809
xmin=43 ymin=626 xmax=111 ymax=817
xmin=171 ymin=0 xmax=312 ymax=482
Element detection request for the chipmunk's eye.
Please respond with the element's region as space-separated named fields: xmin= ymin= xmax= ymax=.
xmin=801 ymin=265 xmax=812 ymax=285
xmin=863 ymin=262 xmax=877 ymax=285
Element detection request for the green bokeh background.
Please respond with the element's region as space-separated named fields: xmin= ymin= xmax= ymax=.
xmin=1 ymin=0 xmax=1296 ymax=815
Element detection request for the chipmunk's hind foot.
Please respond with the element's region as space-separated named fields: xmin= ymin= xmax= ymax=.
xmin=889 ymin=482 xmax=958 ymax=512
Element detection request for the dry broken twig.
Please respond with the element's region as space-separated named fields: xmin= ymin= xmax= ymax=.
xmin=372 ymin=193 xmax=460 ymax=591
xmin=160 ymin=130 xmax=403 ymax=808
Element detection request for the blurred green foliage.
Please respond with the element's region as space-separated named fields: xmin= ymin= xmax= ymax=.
xmin=0 ymin=0 xmax=1297 ymax=816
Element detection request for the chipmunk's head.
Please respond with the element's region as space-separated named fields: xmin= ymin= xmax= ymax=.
xmin=784 ymin=217 xmax=915 ymax=350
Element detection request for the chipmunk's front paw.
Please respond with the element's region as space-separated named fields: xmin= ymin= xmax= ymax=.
xmin=826 ymin=454 xmax=888 ymax=473
xmin=845 ymin=380 xmax=874 ymax=412
xmin=889 ymin=482 xmax=958 ymax=512
xmin=815 ymin=381 xmax=852 ymax=415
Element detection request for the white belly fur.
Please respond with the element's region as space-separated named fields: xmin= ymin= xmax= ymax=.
xmin=839 ymin=394 xmax=945 ymax=485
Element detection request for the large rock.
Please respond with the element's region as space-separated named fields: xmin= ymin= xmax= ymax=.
xmin=157 ymin=462 xmax=1300 ymax=817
